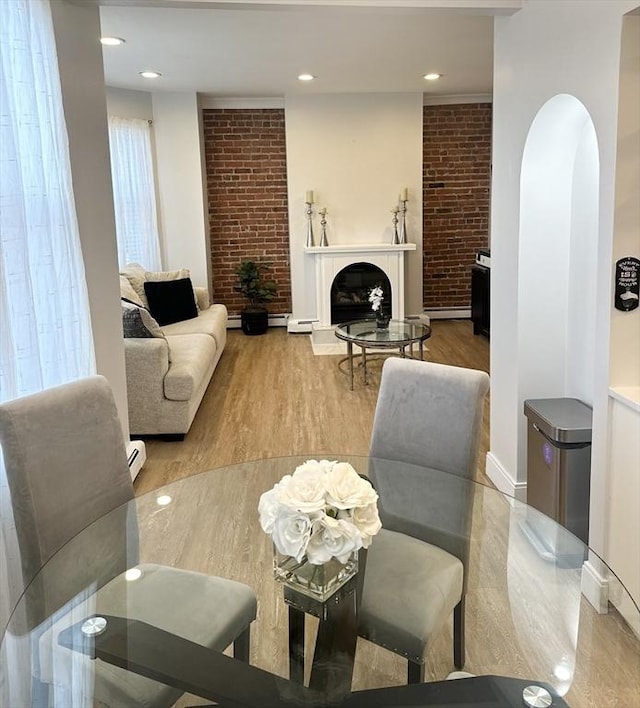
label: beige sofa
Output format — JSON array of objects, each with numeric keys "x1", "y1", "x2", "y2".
[{"x1": 120, "y1": 265, "x2": 227, "y2": 439}]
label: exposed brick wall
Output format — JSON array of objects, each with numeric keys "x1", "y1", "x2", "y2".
[
  {"x1": 423, "y1": 104, "x2": 492, "y2": 310},
  {"x1": 202, "y1": 108, "x2": 291, "y2": 316}
]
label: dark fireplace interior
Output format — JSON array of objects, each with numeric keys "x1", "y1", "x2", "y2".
[{"x1": 330, "y1": 263, "x2": 391, "y2": 324}]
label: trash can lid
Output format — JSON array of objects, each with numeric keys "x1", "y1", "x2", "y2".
[{"x1": 523, "y1": 398, "x2": 593, "y2": 444}]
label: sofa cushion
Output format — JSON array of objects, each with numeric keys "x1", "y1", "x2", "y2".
[
  {"x1": 195, "y1": 286, "x2": 210, "y2": 311},
  {"x1": 120, "y1": 263, "x2": 149, "y2": 307},
  {"x1": 120, "y1": 276, "x2": 143, "y2": 306},
  {"x1": 145, "y1": 268, "x2": 199, "y2": 311},
  {"x1": 163, "y1": 334, "x2": 217, "y2": 401},
  {"x1": 144, "y1": 278, "x2": 198, "y2": 326},
  {"x1": 162, "y1": 304, "x2": 228, "y2": 351},
  {"x1": 121, "y1": 302, "x2": 164, "y2": 339}
]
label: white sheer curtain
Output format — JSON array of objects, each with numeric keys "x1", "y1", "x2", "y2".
[
  {"x1": 1, "y1": 0, "x2": 96, "y2": 704},
  {"x1": 108, "y1": 116, "x2": 162, "y2": 270}
]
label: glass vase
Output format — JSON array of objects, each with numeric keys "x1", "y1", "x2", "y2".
[
  {"x1": 273, "y1": 547, "x2": 358, "y2": 601},
  {"x1": 376, "y1": 310, "x2": 390, "y2": 330}
]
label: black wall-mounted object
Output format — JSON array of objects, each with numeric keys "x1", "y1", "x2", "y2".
[{"x1": 614, "y1": 256, "x2": 639, "y2": 311}]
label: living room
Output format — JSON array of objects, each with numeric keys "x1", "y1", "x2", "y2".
[
  {"x1": 15, "y1": 2, "x2": 640, "y2": 608},
  {"x1": 1, "y1": 0, "x2": 638, "y2": 701},
  {"x1": 91, "y1": 0, "x2": 640, "y2": 616}
]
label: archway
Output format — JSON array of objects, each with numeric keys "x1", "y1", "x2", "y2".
[{"x1": 517, "y1": 94, "x2": 599, "y2": 451}]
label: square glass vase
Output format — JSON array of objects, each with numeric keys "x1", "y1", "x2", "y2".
[{"x1": 273, "y1": 546, "x2": 358, "y2": 602}]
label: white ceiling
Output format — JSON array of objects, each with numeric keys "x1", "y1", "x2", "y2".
[{"x1": 98, "y1": 1, "x2": 517, "y2": 98}]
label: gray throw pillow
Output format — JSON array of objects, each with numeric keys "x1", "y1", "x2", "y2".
[{"x1": 121, "y1": 301, "x2": 164, "y2": 338}]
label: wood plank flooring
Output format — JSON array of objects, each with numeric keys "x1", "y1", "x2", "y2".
[
  {"x1": 134, "y1": 320, "x2": 490, "y2": 495},
  {"x1": 134, "y1": 321, "x2": 639, "y2": 707}
]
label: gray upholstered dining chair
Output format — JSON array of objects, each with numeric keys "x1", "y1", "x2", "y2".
[
  {"x1": 358, "y1": 357, "x2": 490, "y2": 683},
  {"x1": 0, "y1": 375, "x2": 257, "y2": 707}
]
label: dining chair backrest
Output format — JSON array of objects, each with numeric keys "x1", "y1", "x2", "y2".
[
  {"x1": 0, "y1": 376, "x2": 135, "y2": 627},
  {"x1": 370, "y1": 358, "x2": 490, "y2": 477},
  {"x1": 368, "y1": 358, "x2": 490, "y2": 562}
]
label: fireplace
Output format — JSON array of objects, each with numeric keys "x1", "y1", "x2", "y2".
[
  {"x1": 331, "y1": 263, "x2": 391, "y2": 323},
  {"x1": 305, "y1": 243, "x2": 415, "y2": 328}
]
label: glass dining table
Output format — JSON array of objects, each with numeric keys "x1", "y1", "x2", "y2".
[{"x1": 1, "y1": 455, "x2": 638, "y2": 707}]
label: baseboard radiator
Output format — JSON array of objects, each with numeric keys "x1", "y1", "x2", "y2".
[
  {"x1": 127, "y1": 440, "x2": 146, "y2": 481},
  {"x1": 227, "y1": 314, "x2": 291, "y2": 329}
]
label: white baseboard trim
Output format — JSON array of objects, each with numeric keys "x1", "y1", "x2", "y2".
[
  {"x1": 287, "y1": 318, "x2": 318, "y2": 334},
  {"x1": 581, "y1": 559, "x2": 610, "y2": 614},
  {"x1": 485, "y1": 451, "x2": 527, "y2": 502},
  {"x1": 424, "y1": 308, "x2": 470, "y2": 320},
  {"x1": 127, "y1": 440, "x2": 146, "y2": 481},
  {"x1": 227, "y1": 314, "x2": 290, "y2": 329}
]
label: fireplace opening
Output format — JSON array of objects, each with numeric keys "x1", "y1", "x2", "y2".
[{"x1": 330, "y1": 262, "x2": 391, "y2": 324}]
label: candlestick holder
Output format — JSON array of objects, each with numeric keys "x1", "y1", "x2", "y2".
[
  {"x1": 305, "y1": 202, "x2": 315, "y2": 247},
  {"x1": 398, "y1": 199, "x2": 408, "y2": 244},
  {"x1": 391, "y1": 208, "x2": 400, "y2": 245},
  {"x1": 319, "y1": 208, "x2": 329, "y2": 247}
]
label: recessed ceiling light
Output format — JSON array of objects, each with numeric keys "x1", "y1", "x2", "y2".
[
  {"x1": 139, "y1": 71, "x2": 162, "y2": 79},
  {"x1": 100, "y1": 36, "x2": 125, "y2": 46},
  {"x1": 423, "y1": 73, "x2": 442, "y2": 81},
  {"x1": 298, "y1": 73, "x2": 315, "y2": 82}
]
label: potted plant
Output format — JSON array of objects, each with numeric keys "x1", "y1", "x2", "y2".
[{"x1": 234, "y1": 260, "x2": 277, "y2": 335}]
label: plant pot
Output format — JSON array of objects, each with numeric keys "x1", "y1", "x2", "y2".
[{"x1": 241, "y1": 307, "x2": 268, "y2": 335}]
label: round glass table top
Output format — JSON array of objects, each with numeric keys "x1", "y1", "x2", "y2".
[
  {"x1": 1, "y1": 455, "x2": 638, "y2": 707},
  {"x1": 335, "y1": 319, "x2": 431, "y2": 347}
]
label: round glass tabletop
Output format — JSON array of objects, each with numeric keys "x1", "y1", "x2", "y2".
[
  {"x1": 1, "y1": 456, "x2": 638, "y2": 707},
  {"x1": 335, "y1": 319, "x2": 431, "y2": 347}
]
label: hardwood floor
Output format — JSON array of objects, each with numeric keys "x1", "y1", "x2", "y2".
[{"x1": 134, "y1": 319, "x2": 490, "y2": 495}]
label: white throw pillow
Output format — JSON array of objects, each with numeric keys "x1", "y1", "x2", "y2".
[
  {"x1": 120, "y1": 276, "x2": 143, "y2": 306},
  {"x1": 120, "y1": 263, "x2": 149, "y2": 307}
]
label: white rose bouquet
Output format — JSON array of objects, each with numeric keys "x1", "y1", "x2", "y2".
[
  {"x1": 258, "y1": 459, "x2": 381, "y2": 565},
  {"x1": 368, "y1": 284, "x2": 384, "y2": 313}
]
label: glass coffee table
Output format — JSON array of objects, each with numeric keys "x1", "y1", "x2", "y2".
[{"x1": 335, "y1": 318, "x2": 432, "y2": 389}]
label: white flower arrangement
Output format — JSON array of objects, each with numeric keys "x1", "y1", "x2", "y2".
[
  {"x1": 368, "y1": 284, "x2": 384, "y2": 313},
  {"x1": 258, "y1": 459, "x2": 381, "y2": 565}
]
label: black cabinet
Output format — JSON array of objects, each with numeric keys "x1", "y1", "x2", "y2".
[{"x1": 471, "y1": 265, "x2": 490, "y2": 337}]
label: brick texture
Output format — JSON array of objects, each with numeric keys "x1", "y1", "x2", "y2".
[
  {"x1": 423, "y1": 104, "x2": 492, "y2": 309},
  {"x1": 203, "y1": 105, "x2": 491, "y2": 316},
  {"x1": 202, "y1": 108, "x2": 291, "y2": 316}
]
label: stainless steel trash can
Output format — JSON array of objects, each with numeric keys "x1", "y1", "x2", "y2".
[{"x1": 522, "y1": 398, "x2": 592, "y2": 564}]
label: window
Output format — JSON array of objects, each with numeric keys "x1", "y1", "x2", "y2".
[
  {"x1": 0, "y1": 0, "x2": 95, "y2": 403},
  {"x1": 108, "y1": 116, "x2": 162, "y2": 270},
  {"x1": 1, "y1": 2, "x2": 96, "y2": 704}
]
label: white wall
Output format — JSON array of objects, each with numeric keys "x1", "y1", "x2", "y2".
[
  {"x1": 152, "y1": 92, "x2": 210, "y2": 288},
  {"x1": 50, "y1": 1, "x2": 129, "y2": 436},
  {"x1": 610, "y1": 14, "x2": 640, "y2": 389},
  {"x1": 285, "y1": 93, "x2": 424, "y2": 322},
  {"x1": 489, "y1": 0, "x2": 637, "y2": 574},
  {"x1": 106, "y1": 86, "x2": 153, "y2": 120},
  {"x1": 517, "y1": 95, "x2": 598, "y2": 426}
]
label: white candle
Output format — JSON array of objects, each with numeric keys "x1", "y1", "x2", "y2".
[
  {"x1": 400, "y1": 187, "x2": 408, "y2": 201},
  {"x1": 306, "y1": 190, "x2": 314, "y2": 203}
]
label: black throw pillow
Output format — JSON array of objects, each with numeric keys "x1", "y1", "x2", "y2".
[{"x1": 144, "y1": 277, "x2": 198, "y2": 326}]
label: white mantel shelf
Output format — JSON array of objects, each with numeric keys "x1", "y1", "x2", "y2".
[{"x1": 304, "y1": 243, "x2": 416, "y2": 254}]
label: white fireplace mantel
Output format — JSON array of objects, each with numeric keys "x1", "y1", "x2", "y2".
[
  {"x1": 306, "y1": 242, "x2": 416, "y2": 328},
  {"x1": 304, "y1": 244, "x2": 416, "y2": 255}
]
